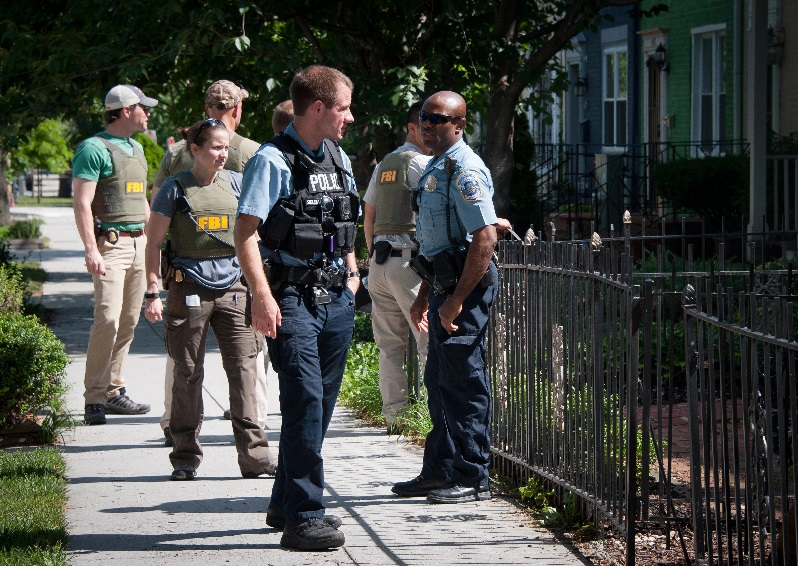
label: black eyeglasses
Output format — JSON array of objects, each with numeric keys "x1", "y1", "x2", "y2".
[
  {"x1": 419, "y1": 110, "x2": 464, "y2": 125},
  {"x1": 198, "y1": 118, "x2": 224, "y2": 133}
]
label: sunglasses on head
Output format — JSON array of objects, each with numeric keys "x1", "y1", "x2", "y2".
[
  {"x1": 198, "y1": 118, "x2": 224, "y2": 133},
  {"x1": 419, "y1": 110, "x2": 464, "y2": 125}
]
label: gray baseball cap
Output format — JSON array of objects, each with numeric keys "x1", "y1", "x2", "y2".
[{"x1": 105, "y1": 85, "x2": 158, "y2": 110}]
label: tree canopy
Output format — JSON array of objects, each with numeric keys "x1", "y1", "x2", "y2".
[{"x1": 1, "y1": 0, "x2": 660, "y2": 220}]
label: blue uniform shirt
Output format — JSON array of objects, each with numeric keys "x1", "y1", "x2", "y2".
[
  {"x1": 416, "y1": 139, "x2": 498, "y2": 257},
  {"x1": 237, "y1": 123, "x2": 357, "y2": 268}
]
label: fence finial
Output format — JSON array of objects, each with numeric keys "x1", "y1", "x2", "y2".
[
  {"x1": 545, "y1": 221, "x2": 556, "y2": 240},
  {"x1": 523, "y1": 224, "x2": 537, "y2": 245},
  {"x1": 681, "y1": 284, "x2": 696, "y2": 309},
  {"x1": 591, "y1": 232, "x2": 602, "y2": 250},
  {"x1": 623, "y1": 210, "x2": 632, "y2": 225}
]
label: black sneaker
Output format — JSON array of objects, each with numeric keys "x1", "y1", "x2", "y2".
[
  {"x1": 280, "y1": 517, "x2": 345, "y2": 550},
  {"x1": 105, "y1": 393, "x2": 150, "y2": 415},
  {"x1": 266, "y1": 507, "x2": 342, "y2": 530},
  {"x1": 170, "y1": 465, "x2": 196, "y2": 481},
  {"x1": 163, "y1": 427, "x2": 173, "y2": 447},
  {"x1": 84, "y1": 404, "x2": 106, "y2": 425}
]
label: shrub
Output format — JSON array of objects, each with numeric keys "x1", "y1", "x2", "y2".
[
  {"x1": 353, "y1": 311, "x2": 374, "y2": 343},
  {"x1": 132, "y1": 132, "x2": 165, "y2": 188},
  {"x1": 0, "y1": 262, "x2": 26, "y2": 313},
  {"x1": 3, "y1": 219, "x2": 43, "y2": 240},
  {"x1": 340, "y1": 341, "x2": 384, "y2": 425},
  {"x1": 0, "y1": 311, "x2": 70, "y2": 428},
  {"x1": 652, "y1": 154, "x2": 749, "y2": 231}
]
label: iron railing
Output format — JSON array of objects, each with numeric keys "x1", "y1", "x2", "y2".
[
  {"x1": 488, "y1": 225, "x2": 798, "y2": 565},
  {"x1": 683, "y1": 283, "x2": 798, "y2": 566},
  {"x1": 530, "y1": 141, "x2": 760, "y2": 234}
]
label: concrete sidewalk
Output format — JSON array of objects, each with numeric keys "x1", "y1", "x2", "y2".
[{"x1": 13, "y1": 205, "x2": 589, "y2": 565}]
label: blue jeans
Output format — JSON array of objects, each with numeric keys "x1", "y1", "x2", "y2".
[
  {"x1": 267, "y1": 283, "x2": 355, "y2": 522},
  {"x1": 420, "y1": 262, "x2": 498, "y2": 487}
]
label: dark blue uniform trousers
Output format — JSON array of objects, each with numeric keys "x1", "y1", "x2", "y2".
[
  {"x1": 420, "y1": 262, "x2": 498, "y2": 487},
  {"x1": 266, "y1": 283, "x2": 355, "y2": 522}
]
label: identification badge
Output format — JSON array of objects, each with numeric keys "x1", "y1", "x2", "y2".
[
  {"x1": 424, "y1": 175, "x2": 437, "y2": 192},
  {"x1": 185, "y1": 295, "x2": 201, "y2": 307}
]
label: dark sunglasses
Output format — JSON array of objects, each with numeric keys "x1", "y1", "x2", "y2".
[
  {"x1": 419, "y1": 110, "x2": 464, "y2": 125},
  {"x1": 198, "y1": 118, "x2": 224, "y2": 133},
  {"x1": 129, "y1": 104, "x2": 151, "y2": 114}
]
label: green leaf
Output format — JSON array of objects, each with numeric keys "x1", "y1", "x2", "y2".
[{"x1": 234, "y1": 35, "x2": 251, "y2": 53}]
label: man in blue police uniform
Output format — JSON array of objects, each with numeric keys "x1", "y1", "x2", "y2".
[
  {"x1": 391, "y1": 90, "x2": 500, "y2": 504},
  {"x1": 234, "y1": 65, "x2": 359, "y2": 551}
]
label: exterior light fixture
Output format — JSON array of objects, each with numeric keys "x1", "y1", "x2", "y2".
[
  {"x1": 574, "y1": 76, "x2": 588, "y2": 97},
  {"x1": 654, "y1": 43, "x2": 668, "y2": 72}
]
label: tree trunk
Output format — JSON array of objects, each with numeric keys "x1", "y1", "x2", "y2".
[
  {"x1": 484, "y1": 87, "x2": 518, "y2": 219},
  {"x1": 0, "y1": 155, "x2": 12, "y2": 226}
]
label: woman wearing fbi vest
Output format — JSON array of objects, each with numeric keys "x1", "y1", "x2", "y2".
[{"x1": 144, "y1": 118, "x2": 276, "y2": 480}]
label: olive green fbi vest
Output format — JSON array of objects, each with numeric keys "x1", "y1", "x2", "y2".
[
  {"x1": 91, "y1": 137, "x2": 148, "y2": 223},
  {"x1": 169, "y1": 170, "x2": 238, "y2": 259},
  {"x1": 373, "y1": 150, "x2": 418, "y2": 235}
]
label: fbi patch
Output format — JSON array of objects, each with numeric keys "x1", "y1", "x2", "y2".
[
  {"x1": 456, "y1": 171, "x2": 482, "y2": 201},
  {"x1": 196, "y1": 215, "x2": 229, "y2": 231}
]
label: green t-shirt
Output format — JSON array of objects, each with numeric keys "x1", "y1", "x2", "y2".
[{"x1": 72, "y1": 132, "x2": 146, "y2": 230}]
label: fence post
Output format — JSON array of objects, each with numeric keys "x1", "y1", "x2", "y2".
[{"x1": 683, "y1": 283, "x2": 705, "y2": 559}]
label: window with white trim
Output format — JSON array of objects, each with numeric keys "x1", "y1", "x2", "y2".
[
  {"x1": 692, "y1": 28, "x2": 726, "y2": 155},
  {"x1": 603, "y1": 46, "x2": 628, "y2": 148}
]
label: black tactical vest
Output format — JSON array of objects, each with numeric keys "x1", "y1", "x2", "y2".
[{"x1": 258, "y1": 134, "x2": 360, "y2": 259}]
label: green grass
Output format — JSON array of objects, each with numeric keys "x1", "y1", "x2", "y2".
[
  {"x1": 340, "y1": 338, "x2": 431, "y2": 443},
  {"x1": 14, "y1": 196, "x2": 73, "y2": 208},
  {"x1": 17, "y1": 261, "x2": 46, "y2": 297},
  {"x1": 0, "y1": 447, "x2": 69, "y2": 565}
]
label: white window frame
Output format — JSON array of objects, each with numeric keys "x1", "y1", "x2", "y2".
[
  {"x1": 691, "y1": 24, "x2": 727, "y2": 156},
  {"x1": 602, "y1": 44, "x2": 628, "y2": 151}
]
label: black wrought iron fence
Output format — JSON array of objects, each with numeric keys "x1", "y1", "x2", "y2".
[
  {"x1": 488, "y1": 226, "x2": 798, "y2": 565},
  {"x1": 682, "y1": 283, "x2": 797, "y2": 566},
  {"x1": 531, "y1": 141, "x2": 753, "y2": 232}
]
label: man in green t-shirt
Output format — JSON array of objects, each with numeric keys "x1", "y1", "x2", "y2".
[{"x1": 72, "y1": 84, "x2": 158, "y2": 425}]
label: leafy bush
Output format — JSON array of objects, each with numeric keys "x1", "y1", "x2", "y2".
[
  {"x1": 353, "y1": 311, "x2": 374, "y2": 343},
  {"x1": 0, "y1": 312, "x2": 70, "y2": 428},
  {"x1": 340, "y1": 341, "x2": 384, "y2": 425},
  {"x1": 0, "y1": 262, "x2": 26, "y2": 313},
  {"x1": 132, "y1": 132, "x2": 165, "y2": 188},
  {"x1": 1, "y1": 219, "x2": 43, "y2": 240},
  {"x1": 652, "y1": 154, "x2": 749, "y2": 231}
]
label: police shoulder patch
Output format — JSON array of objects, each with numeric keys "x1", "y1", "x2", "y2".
[{"x1": 455, "y1": 170, "x2": 482, "y2": 202}]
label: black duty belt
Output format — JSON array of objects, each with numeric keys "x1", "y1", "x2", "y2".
[
  {"x1": 270, "y1": 263, "x2": 349, "y2": 290},
  {"x1": 390, "y1": 249, "x2": 417, "y2": 258}
]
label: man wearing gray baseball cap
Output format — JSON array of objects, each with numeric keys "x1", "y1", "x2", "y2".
[{"x1": 72, "y1": 84, "x2": 158, "y2": 425}]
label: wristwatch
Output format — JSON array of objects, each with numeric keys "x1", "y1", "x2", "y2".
[
  {"x1": 144, "y1": 292, "x2": 159, "y2": 299},
  {"x1": 349, "y1": 272, "x2": 360, "y2": 278}
]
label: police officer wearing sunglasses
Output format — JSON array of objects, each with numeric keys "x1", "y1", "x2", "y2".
[{"x1": 392, "y1": 90, "x2": 500, "y2": 504}]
